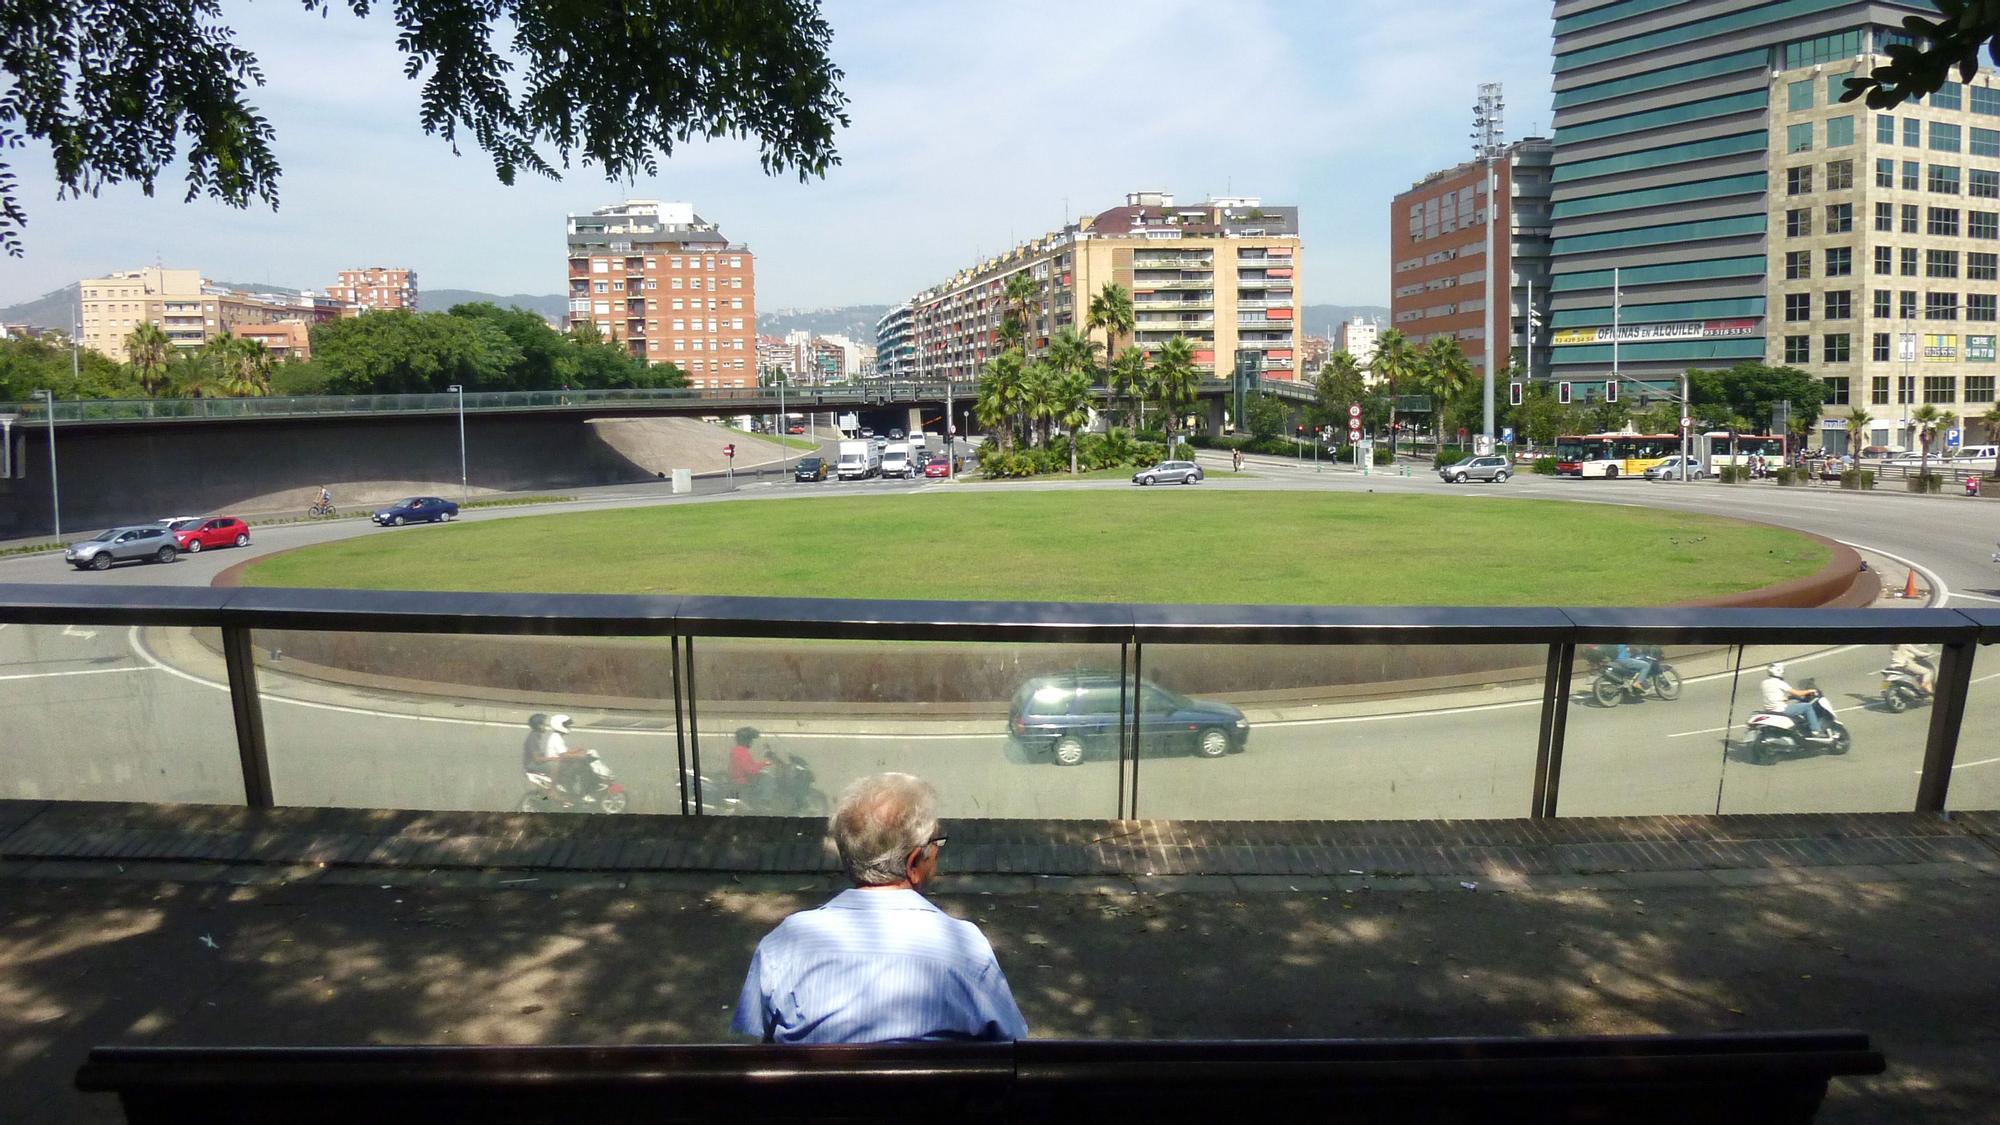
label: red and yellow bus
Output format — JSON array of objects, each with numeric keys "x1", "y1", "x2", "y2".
[{"x1": 1553, "y1": 433, "x2": 1681, "y2": 478}]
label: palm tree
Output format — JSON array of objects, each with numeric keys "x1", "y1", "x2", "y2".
[
  {"x1": 1419, "y1": 336, "x2": 1474, "y2": 444},
  {"x1": 1085, "y1": 282, "x2": 1134, "y2": 372},
  {"x1": 1002, "y1": 273, "x2": 1038, "y2": 358},
  {"x1": 124, "y1": 323, "x2": 174, "y2": 397},
  {"x1": 1109, "y1": 348, "x2": 1152, "y2": 431},
  {"x1": 1151, "y1": 335, "x2": 1200, "y2": 447},
  {"x1": 1371, "y1": 328, "x2": 1416, "y2": 453},
  {"x1": 204, "y1": 336, "x2": 273, "y2": 397},
  {"x1": 1842, "y1": 406, "x2": 1872, "y2": 463},
  {"x1": 1022, "y1": 359, "x2": 1061, "y2": 449},
  {"x1": 1911, "y1": 402, "x2": 1944, "y2": 489},
  {"x1": 1055, "y1": 367, "x2": 1094, "y2": 474},
  {"x1": 975, "y1": 349, "x2": 1026, "y2": 452}
]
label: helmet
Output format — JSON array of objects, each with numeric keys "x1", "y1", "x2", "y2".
[
  {"x1": 548, "y1": 714, "x2": 573, "y2": 734},
  {"x1": 735, "y1": 726, "x2": 761, "y2": 746},
  {"x1": 527, "y1": 712, "x2": 549, "y2": 730},
  {"x1": 1767, "y1": 663, "x2": 1785, "y2": 679}
]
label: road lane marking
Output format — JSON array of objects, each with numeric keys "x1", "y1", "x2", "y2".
[
  {"x1": 62, "y1": 624, "x2": 99, "y2": 640},
  {"x1": 1951, "y1": 591, "x2": 2000, "y2": 605},
  {"x1": 0, "y1": 665, "x2": 149, "y2": 683}
]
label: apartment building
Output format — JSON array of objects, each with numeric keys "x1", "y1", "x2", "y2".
[
  {"x1": 79, "y1": 268, "x2": 324, "y2": 364},
  {"x1": 905, "y1": 191, "x2": 1303, "y2": 382},
  {"x1": 565, "y1": 200, "x2": 757, "y2": 388},
  {"x1": 329, "y1": 267, "x2": 418, "y2": 310},
  {"x1": 1335, "y1": 317, "x2": 1381, "y2": 365},
  {"x1": 875, "y1": 302, "x2": 916, "y2": 378},
  {"x1": 1547, "y1": 1, "x2": 1934, "y2": 406},
  {"x1": 230, "y1": 321, "x2": 313, "y2": 360},
  {"x1": 1390, "y1": 139, "x2": 1553, "y2": 384}
]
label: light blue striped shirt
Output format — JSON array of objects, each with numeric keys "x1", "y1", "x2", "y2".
[{"x1": 731, "y1": 887, "x2": 1028, "y2": 1044}]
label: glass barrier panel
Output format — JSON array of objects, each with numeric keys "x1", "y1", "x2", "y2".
[
  {"x1": 251, "y1": 630, "x2": 682, "y2": 814},
  {"x1": 0, "y1": 622, "x2": 246, "y2": 804},
  {"x1": 1713, "y1": 642, "x2": 1926, "y2": 813},
  {"x1": 1131, "y1": 642, "x2": 1547, "y2": 820},
  {"x1": 1558, "y1": 642, "x2": 1748, "y2": 816},
  {"x1": 1946, "y1": 645, "x2": 2000, "y2": 811},
  {"x1": 689, "y1": 637, "x2": 1125, "y2": 820}
]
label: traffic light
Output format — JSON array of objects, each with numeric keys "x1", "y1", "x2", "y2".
[
  {"x1": 1604, "y1": 380, "x2": 1618, "y2": 403},
  {"x1": 1508, "y1": 381, "x2": 1523, "y2": 406},
  {"x1": 1558, "y1": 381, "x2": 1572, "y2": 405},
  {"x1": 1296, "y1": 424, "x2": 1305, "y2": 437}
]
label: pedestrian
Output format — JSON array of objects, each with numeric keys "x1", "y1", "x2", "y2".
[
  {"x1": 1232, "y1": 448, "x2": 1243, "y2": 472},
  {"x1": 732, "y1": 772, "x2": 1027, "y2": 1044}
]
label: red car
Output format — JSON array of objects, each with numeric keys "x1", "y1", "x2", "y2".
[
  {"x1": 169, "y1": 516, "x2": 250, "y2": 553},
  {"x1": 924, "y1": 459, "x2": 951, "y2": 478}
]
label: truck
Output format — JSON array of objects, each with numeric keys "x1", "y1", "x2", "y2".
[
  {"x1": 881, "y1": 441, "x2": 912, "y2": 479},
  {"x1": 836, "y1": 439, "x2": 879, "y2": 480}
]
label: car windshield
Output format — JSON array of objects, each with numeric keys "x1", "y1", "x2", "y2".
[
  {"x1": 165, "y1": 518, "x2": 202, "y2": 530},
  {"x1": 88, "y1": 530, "x2": 117, "y2": 542}
]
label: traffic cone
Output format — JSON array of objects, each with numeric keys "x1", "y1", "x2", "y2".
[{"x1": 1902, "y1": 569, "x2": 1923, "y2": 599}]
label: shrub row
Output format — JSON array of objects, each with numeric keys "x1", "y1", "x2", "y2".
[{"x1": 977, "y1": 432, "x2": 1191, "y2": 479}]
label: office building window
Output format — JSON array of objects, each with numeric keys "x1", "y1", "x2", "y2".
[
  {"x1": 1785, "y1": 250, "x2": 1811, "y2": 279},
  {"x1": 1902, "y1": 203, "x2": 1919, "y2": 232},
  {"x1": 1977, "y1": 85, "x2": 2000, "y2": 115},
  {"x1": 1823, "y1": 333, "x2": 1851, "y2": 362},
  {"x1": 1872, "y1": 333, "x2": 1892, "y2": 361},
  {"x1": 1827, "y1": 158, "x2": 1854, "y2": 189},
  {"x1": 1784, "y1": 335, "x2": 1811, "y2": 363},
  {"x1": 1788, "y1": 78, "x2": 1814, "y2": 111},
  {"x1": 1825, "y1": 376, "x2": 1851, "y2": 404},
  {"x1": 1787, "y1": 207, "x2": 1812, "y2": 236},
  {"x1": 1825, "y1": 290, "x2": 1852, "y2": 319},
  {"x1": 1924, "y1": 375, "x2": 1956, "y2": 403},
  {"x1": 1929, "y1": 206, "x2": 1961, "y2": 235},
  {"x1": 1971, "y1": 294, "x2": 1998, "y2": 321},
  {"x1": 1872, "y1": 375, "x2": 1891, "y2": 404},
  {"x1": 1902, "y1": 290, "x2": 1919, "y2": 319},
  {"x1": 1903, "y1": 160, "x2": 1920, "y2": 189},
  {"x1": 1896, "y1": 374, "x2": 1916, "y2": 403},
  {"x1": 1905, "y1": 118, "x2": 1922, "y2": 146},
  {"x1": 1974, "y1": 169, "x2": 2000, "y2": 198},
  {"x1": 1785, "y1": 292, "x2": 1811, "y2": 321},
  {"x1": 1827, "y1": 247, "x2": 1853, "y2": 276},
  {"x1": 1876, "y1": 158, "x2": 1896, "y2": 188},
  {"x1": 1786, "y1": 122, "x2": 1814, "y2": 153},
  {"x1": 1873, "y1": 289, "x2": 1893, "y2": 318},
  {"x1": 1971, "y1": 252, "x2": 1999, "y2": 280},
  {"x1": 1826, "y1": 202, "x2": 1852, "y2": 232},
  {"x1": 1929, "y1": 164, "x2": 1962, "y2": 193},
  {"x1": 1875, "y1": 201, "x2": 1895, "y2": 230},
  {"x1": 1973, "y1": 210, "x2": 2000, "y2": 239},
  {"x1": 1902, "y1": 247, "x2": 1920, "y2": 276},
  {"x1": 1927, "y1": 291, "x2": 1960, "y2": 320},
  {"x1": 1975, "y1": 127, "x2": 2000, "y2": 157},
  {"x1": 1828, "y1": 117, "x2": 1855, "y2": 148},
  {"x1": 1931, "y1": 122, "x2": 1963, "y2": 152},
  {"x1": 1878, "y1": 113, "x2": 1897, "y2": 143},
  {"x1": 1874, "y1": 246, "x2": 1894, "y2": 275},
  {"x1": 1787, "y1": 165, "x2": 1813, "y2": 194},
  {"x1": 1927, "y1": 249, "x2": 1960, "y2": 278},
  {"x1": 1968, "y1": 375, "x2": 1997, "y2": 403},
  {"x1": 1935, "y1": 81, "x2": 1963, "y2": 110}
]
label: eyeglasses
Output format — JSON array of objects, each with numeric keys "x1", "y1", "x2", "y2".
[{"x1": 927, "y1": 835, "x2": 948, "y2": 849}]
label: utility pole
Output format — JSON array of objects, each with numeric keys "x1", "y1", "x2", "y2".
[
  {"x1": 1612, "y1": 265, "x2": 1621, "y2": 413},
  {"x1": 447, "y1": 384, "x2": 468, "y2": 506},
  {"x1": 33, "y1": 390, "x2": 58, "y2": 538},
  {"x1": 1474, "y1": 82, "x2": 1504, "y2": 454}
]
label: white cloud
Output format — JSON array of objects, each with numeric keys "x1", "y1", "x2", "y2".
[{"x1": 0, "y1": 0, "x2": 1555, "y2": 313}]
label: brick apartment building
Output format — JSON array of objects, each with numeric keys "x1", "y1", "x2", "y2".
[
  {"x1": 328, "y1": 267, "x2": 418, "y2": 310},
  {"x1": 565, "y1": 200, "x2": 757, "y2": 388}
]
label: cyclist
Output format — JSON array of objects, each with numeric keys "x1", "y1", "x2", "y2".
[{"x1": 311, "y1": 485, "x2": 334, "y2": 516}]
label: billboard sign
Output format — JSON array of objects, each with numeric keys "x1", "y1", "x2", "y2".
[{"x1": 1548, "y1": 319, "x2": 1757, "y2": 346}]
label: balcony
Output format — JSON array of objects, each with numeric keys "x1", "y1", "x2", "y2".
[
  {"x1": 1131, "y1": 255, "x2": 1214, "y2": 269},
  {"x1": 1236, "y1": 298, "x2": 1295, "y2": 312},
  {"x1": 1133, "y1": 277, "x2": 1215, "y2": 290}
]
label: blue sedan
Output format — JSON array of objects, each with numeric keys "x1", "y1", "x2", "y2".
[{"x1": 371, "y1": 496, "x2": 460, "y2": 526}]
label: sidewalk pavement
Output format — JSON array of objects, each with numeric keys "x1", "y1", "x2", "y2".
[{"x1": 3, "y1": 800, "x2": 1998, "y2": 1124}]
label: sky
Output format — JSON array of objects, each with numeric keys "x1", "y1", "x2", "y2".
[{"x1": 0, "y1": 0, "x2": 1556, "y2": 312}]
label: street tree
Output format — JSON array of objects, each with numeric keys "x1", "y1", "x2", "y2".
[
  {"x1": 1844, "y1": 405, "x2": 1874, "y2": 464},
  {"x1": 1054, "y1": 367, "x2": 1094, "y2": 474},
  {"x1": 1000, "y1": 274, "x2": 1038, "y2": 357},
  {"x1": 1841, "y1": 2, "x2": 2000, "y2": 108},
  {"x1": 1242, "y1": 391, "x2": 1286, "y2": 441},
  {"x1": 974, "y1": 349, "x2": 1026, "y2": 452},
  {"x1": 124, "y1": 323, "x2": 174, "y2": 397},
  {"x1": 1418, "y1": 336, "x2": 1475, "y2": 443},
  {"x1": 1085, "y1": 283, "x2": 1134, "y2": 372},
  {"x1": 1371, "y1": 329, "x2": 1417, "y2": 452},
  {"x1": 1022, "y1": 359, "x2": 1060, "y2": 449},
  {"x1": 1150, "y1": 336, "x2": 1200, "y2": 447},
  {"x1": 0, "y1": 0, "x2": 848, "y2": 255},
  {"x1": 1108, "y1": 348, "x2": 1152, "y2": 431},
  {"x1": 1911, "y1": 402, "x2": 1945, "y2": 486}
]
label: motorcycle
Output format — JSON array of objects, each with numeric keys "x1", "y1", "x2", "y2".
[
  {"x1": 695, "y1": 751, "x2": 830, "y2": 817},
  {"x1": 1744, "y1": 686, "x2": 1851, "y2": 763},
  {"x1": 1879, "y1": 666, "x2": 1933, "y2": 713},
  {"x1": 518, "y1": 749, "x2": 628, "y2": 814},
  {"x1": 1591, "y1": 658, "x2": 1682, "y2": 706}
]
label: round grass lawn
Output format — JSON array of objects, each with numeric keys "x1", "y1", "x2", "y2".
[{"x1": 240, "y1": 492, "x2": 1832, "y2": 606}]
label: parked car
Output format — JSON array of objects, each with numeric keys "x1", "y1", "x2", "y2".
[
  {"x1": 794, "y1": 456, "x2": 828, "y2": 482},
  {"x1": 170, "y1": 516, "x2": 251, "y2": 553},
  {"x1": 1438, "y1": 455, "x2": 1512, "y2": 484},
  {"x1": 1133, "y1": 460, "x2": 1203, "y2": 485},
  {"x1": 1642, "y1": 455, "x2": 1705, "y2": 481},
  {"x1": 371, "y1": 496, "x2": 459, "y2": 526},
  {"x1": 1008, "y1": 672, "x2": 1249, "y2": 766},
  {"x1": 924, "y1": 458, "x2": 951, "y2": 478},
  {"x1": 157, "y1": 516, "x2": 204, "y2": 532},
  {"x1": 65, "y1": 525, "x2": 179, "y2": 571}
]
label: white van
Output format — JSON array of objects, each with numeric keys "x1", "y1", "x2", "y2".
[
  {"x1": 881, "y1": 442, "x2": 913, "y2": 478},
  {"x1": 1948, "y1": 445, "x2": 1997, "y2": 466},
  {"x1": 836, "y1": 440, "x2": 880, "y2": 480}
]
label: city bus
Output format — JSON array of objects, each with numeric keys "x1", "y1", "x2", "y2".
[
  {"x1": 1553, "y1": 433, "x2": 1681, "y2": 478},
  {"x1": 1697, "y1": 432, "x2": 1786, "y2": 474}
]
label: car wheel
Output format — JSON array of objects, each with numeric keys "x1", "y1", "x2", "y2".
[
  {"x1": 1494, "y1": 471, "x2": 1510, "y2": 483},
  {"x1": 1140, "y1": 476, "x2": 1153, "y2": 486},
  {"x1": 234, "y1": 533, "x2": 249, "y2": 547},
  {"x1": 1053, "y1": 736, "x2": 1086, "y2": 767},
  {"x1": 1196, "y1": 728, "x2": 1230, "y2": 759},
  {"x1": 90, "y1": 553, "x2": 113, "y2": 571},
  {"x1": 185, "y1": 539, "x2": 203, "y2": 553},
  {"x1": 154, "y1": 546, "x2": 177, "y2": 564},
  {"x1": 444, "y1": 511, "x2": 456, "y2": 521},
  {"x1": 390, "y1": 515, "x2": 404, "y2": 527},
  {"x1": 1184, "y1": 473, "x2": 1198, "y2": 485},
  {"x1": 1453, "y1": 471, "x2": 1468, "y2": 483},
  {"x1": 1694, "y1": 470, "x2": 1707, "y2": 480}
]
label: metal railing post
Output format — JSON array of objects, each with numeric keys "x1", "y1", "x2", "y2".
[
  {"x1": 221, "y1": 625, "x2": 274, "y2": 809},
  {"x1": 671, "y1": 635, "x2": 690, "y2": 816},
  {"x1": 1128, "y1": 641, "x2": 1144, "y2": 819},
  {"x1": 1536, "y1": 642, "x2": 1576, "y2": 818},
  {"x1": 1116, "y1": 641, "x2": 1130, "y2": 820},
  {"x1": 684, "y1": 637, "x2": 704, "y2": 815},
  {"x1": 1916, "y1": 641, "x2": 1977, "y2": 812}
]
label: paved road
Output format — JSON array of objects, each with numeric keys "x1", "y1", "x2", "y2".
[{"x1": 2, "y1": 460, "x2": 1996, "y2": 820}]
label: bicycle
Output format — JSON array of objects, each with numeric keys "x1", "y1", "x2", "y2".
[{"x1": 306, "y1": 500, "x2": 338, "y2": 520}]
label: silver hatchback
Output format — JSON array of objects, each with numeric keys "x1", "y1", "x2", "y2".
[
  {"x1": 1134, "y1": 460, "x2": 1203, "y2": 485},
  {"x1": 65, "y1": 525, "x2": 179, "y2": 571},
  {"x1": 1438, "y1": 455, "x2": 1512, "y2": 483}
]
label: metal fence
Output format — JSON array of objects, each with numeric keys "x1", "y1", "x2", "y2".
[{"x1": 1, "y1": 585, "x2": 1993, "y2": 820}]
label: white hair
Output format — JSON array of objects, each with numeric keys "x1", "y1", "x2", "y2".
[{"x1": 829, "y1": 773, "x2": 940, "y2": 886}]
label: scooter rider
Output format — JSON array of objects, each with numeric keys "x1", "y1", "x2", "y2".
[
  {"x1": 730, "y1": 726, "x2": 773, "y2": 801},
  {"x1": 523, "y1": 713, "x2": 592, "y2": 803},
  {"x1": 1889, "y1": 643, "x2": 1937, "y2": 695},
  {"x1": 1759, "y1": 663, "x2": 1829, "y2": 740}
]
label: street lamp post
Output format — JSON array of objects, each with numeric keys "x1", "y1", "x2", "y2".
[
  {"x1": 32, "y1": 389, "x2": 59, "y2": 538},
  {"x1": 447, "y1": 384, "x2": 467, "y2": 507},
  {"x1": 1473, "y1": 81, "x2": 1505, "y2": 453}
]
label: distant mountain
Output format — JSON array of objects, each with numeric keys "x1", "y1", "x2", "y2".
[
  {"x1": 0, "y1": 284, "x2": 79, "y2": 331},
  {"x1": 1300, "y1": 304, "x2": 1390, "y2": 339},
  {"x1": 426, "y1": 289, "x2": 569, "y2": 322},
  {"x1": 760, "y1": 305, "x2": 893, "y2": 344}
]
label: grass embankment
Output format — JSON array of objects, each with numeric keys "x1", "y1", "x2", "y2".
[
  {"x1": 242, "y1": 493, "x2": 1829, "y2": 606},
  {"x1": 725, "y1": 426, "x2": 821, "y2": 453}
]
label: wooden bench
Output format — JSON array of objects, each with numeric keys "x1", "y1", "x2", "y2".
[{"x1": 77, "y1": 1031, "x2": 1884, "y2": 1123}]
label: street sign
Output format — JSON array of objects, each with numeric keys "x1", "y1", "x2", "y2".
[
  {"x1": 723, "y1": 443, "x2": 735, "y2": 458},
  {"x1": 1501, "y1": 426, "x2": 1514, "y2": 443},
  {"x1": 1947, "y1": 428, "x2": 1961, "y2": 447},
  {"x1": 1681, "y1": 416, "x2": 1692, "y2": 429},
  {"x1": 1347, "y1": 404, "x2": 1362, "y2": 419}
]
